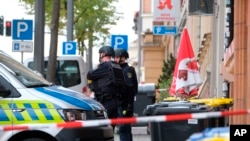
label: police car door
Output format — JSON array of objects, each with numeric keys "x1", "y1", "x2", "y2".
[{"x1": 0, "y1": 72, "x2": 14, "y2": 138}]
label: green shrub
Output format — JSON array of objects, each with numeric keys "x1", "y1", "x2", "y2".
[{"x1": 156, "y1": 53, "x2": 176, "y2": 102}]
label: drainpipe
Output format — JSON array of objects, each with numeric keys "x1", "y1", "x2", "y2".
[{"x1": 137, "y1": 0, "x2": 142, "y2": 82}]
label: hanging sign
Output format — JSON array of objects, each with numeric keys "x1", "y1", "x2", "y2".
[{"x1": 153, "y1": 0, "x2": 180, "y2": 22}]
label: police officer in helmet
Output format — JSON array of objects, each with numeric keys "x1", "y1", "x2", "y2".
[
  {"x1": 114, "y1": 48, "x2": 138, "y2": 141},
  {"x1": 87, "y1": 46, "x2": 124, "y2": 131}
]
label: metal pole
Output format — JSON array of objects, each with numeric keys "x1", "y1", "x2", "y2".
[
  {"x1": 137, "y1": 0, "x2": 142, "y2": 82},
  {"x1": 21, "y1": 51, "x2": 23, "y2": 64},
  {"x1": 34, "y1": 0, "x2": 45, "y2": 74},
  {"x1": 67, "y1": 0, "x2": 74, "y2": 41},
  {"x1": 198, "y1": 15, "x2": 201, "y2": 49}
]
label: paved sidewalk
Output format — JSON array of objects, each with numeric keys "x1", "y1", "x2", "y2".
[{"x1": 114, "y1": 126, "x2": 151, "y2": 141}]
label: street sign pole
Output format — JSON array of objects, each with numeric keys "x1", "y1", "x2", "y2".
[
  {"x1": 21, "y1": 39, "x2": 23, "y2": 64},
  {"x1": 21, "y1": 51, "x2": 23, "y2": 64}
]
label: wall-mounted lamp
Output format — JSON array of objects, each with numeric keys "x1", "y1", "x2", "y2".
[
  {"x1": 222, "y1": 80, "x2": 229, "y2": 97},
  {"x1": 222, "y1": 81, "x2": 228, "y2": 92}
]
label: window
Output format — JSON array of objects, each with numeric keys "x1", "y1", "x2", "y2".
[
  {"x1": 0, "y1": 74, "x2": 20, "y2": 97},
  {"x1": 58, "y1": 60, "x2": 81, "y2": 87},
  {"x1": 0, "y1": 55, "x2": 51, "y2": 88},
  {"x1": 28, "y1": 60, "x2": 81, "y2": 88}
]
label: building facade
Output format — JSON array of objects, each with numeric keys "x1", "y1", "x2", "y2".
[
  {"x1": 220, "y1": 0, "x2": 250, "y2": 124},
  {"x1": 133, "y1": 0, "x2": 250, "y2": 124},
  {"x1": 132, "y1": 0, "x2": 165, "y2": 84}
]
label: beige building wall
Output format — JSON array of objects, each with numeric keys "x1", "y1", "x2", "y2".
[
  {"x1": 187, "y1": 16, "x2": 213, "y2": 57},
  {"x1": 133, "y1": 0, "x2": 166, "y2": 84},
  {"x1": 197, "y1": 33, "x2": 212, "y2": 98},
  {"x1": 143, "y1": 47, "x2": 165, "y2": 83}
]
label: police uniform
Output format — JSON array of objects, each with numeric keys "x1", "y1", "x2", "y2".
[
  {"x1": 87, "y1": 60, "x2": 125, "y2": 127},
  {"x1": 118, "y1": 63, "x2": 138, "y2": 141}
]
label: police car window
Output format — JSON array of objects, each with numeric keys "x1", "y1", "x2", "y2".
[
  {"x1": 0, "y1": 55, "x2": 51, "y2": 87},
  {"x1": 57, "y1": 60, "x2": 81, "y2": 87},
  {"x1": 0, "y1": 75, "x2": 10, "y2": 89},
  {"x1": 0, "y1": 74, "x2": 20, "y2": 97}
]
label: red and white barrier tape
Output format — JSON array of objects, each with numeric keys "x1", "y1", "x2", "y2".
[{"x1": 1, "y1": 109, "x2": 249, "y2": 131}]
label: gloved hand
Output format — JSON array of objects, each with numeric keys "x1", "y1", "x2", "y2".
[{"x1": 122, "y1": 105, "x2": 133, "y2": 117}]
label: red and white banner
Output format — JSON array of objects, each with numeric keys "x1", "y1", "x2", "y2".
[
  {"x1": 0, "y1": 109, "x2": 249, "y2": 131},
  {"x1": 169, "y1": 28, "x2": 203, "y2": 98},
  {"x1": 153, "y1": 0, "x2": 180, "y2": 21}
]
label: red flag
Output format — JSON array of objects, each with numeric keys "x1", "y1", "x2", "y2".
[{"x1": 169, "y1": 28, "x2": 202, "y2": 98}]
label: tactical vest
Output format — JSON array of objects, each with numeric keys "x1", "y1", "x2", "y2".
[
  {"x1": 109, "y1": 62, "x2": 125, "y2": 86},
  {"x1": 95, "y1": 61, "x2": 125, "y2": 89}
]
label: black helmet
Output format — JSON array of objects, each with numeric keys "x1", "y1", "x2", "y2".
[
  {"x1": 99, "y1": 46, "x2": 115, "y2": 57},
  {"x1": 114, "y1": 48, "x2": 129, "y2": 59}
]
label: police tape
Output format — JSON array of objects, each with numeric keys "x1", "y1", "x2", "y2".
[{"x1": 0, "y1": 109, "x2": 249, "y2": 131}]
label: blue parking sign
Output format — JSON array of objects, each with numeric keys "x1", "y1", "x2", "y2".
[
  {"x1": 62, "y1": 41, "x2": 77, "y2": 55},
  {"x1": 12, "y1": 19, "x2": 33, "y2": 40},
  {"x1": 111, "y1": 35, "x2": 128, "y2": 51}
]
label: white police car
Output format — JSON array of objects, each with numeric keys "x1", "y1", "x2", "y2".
[{"x1": 0, "y1": 50, "x2": 113, "y2": 141}]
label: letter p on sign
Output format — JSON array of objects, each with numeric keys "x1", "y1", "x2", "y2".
[
  {"x1": 111, "y1": 35, "x2": 128, "y2": 51},
  {"x1": 62, "y1": 41, "x2": 77, "y2": 55}
]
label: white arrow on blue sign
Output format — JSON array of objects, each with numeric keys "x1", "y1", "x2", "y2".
[
  {"x1": 153, "y1": 26, "x2": 178, "y2": 35},
  {"x1": 12, "y1": 19, "x2": 33, "y2": 40},
  {"x1": 62, "y1": 41, "x2": 77, "y2": 55},
  {"x1": 111, "y1": 35, "x2": 128, "y2": 51}
]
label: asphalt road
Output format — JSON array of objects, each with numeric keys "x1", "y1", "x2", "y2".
[{"x1": 114, "y1": 126, "x2": 151, "y2": 141}]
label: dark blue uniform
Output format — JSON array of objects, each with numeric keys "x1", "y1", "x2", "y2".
[
  {"x1": 118, "y1": 63, "x2": 138, "y2": 141},
  {"x1": 87, "y1": 60, "x2": 125, "y2": 130}
]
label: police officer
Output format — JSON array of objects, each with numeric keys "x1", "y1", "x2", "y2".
[
  {"x1": 87, "y1": 46, "x2": 124, "y2": 131},
  {"x1": 114, "y1": 48, "x2": 138, "y2": 141}
]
